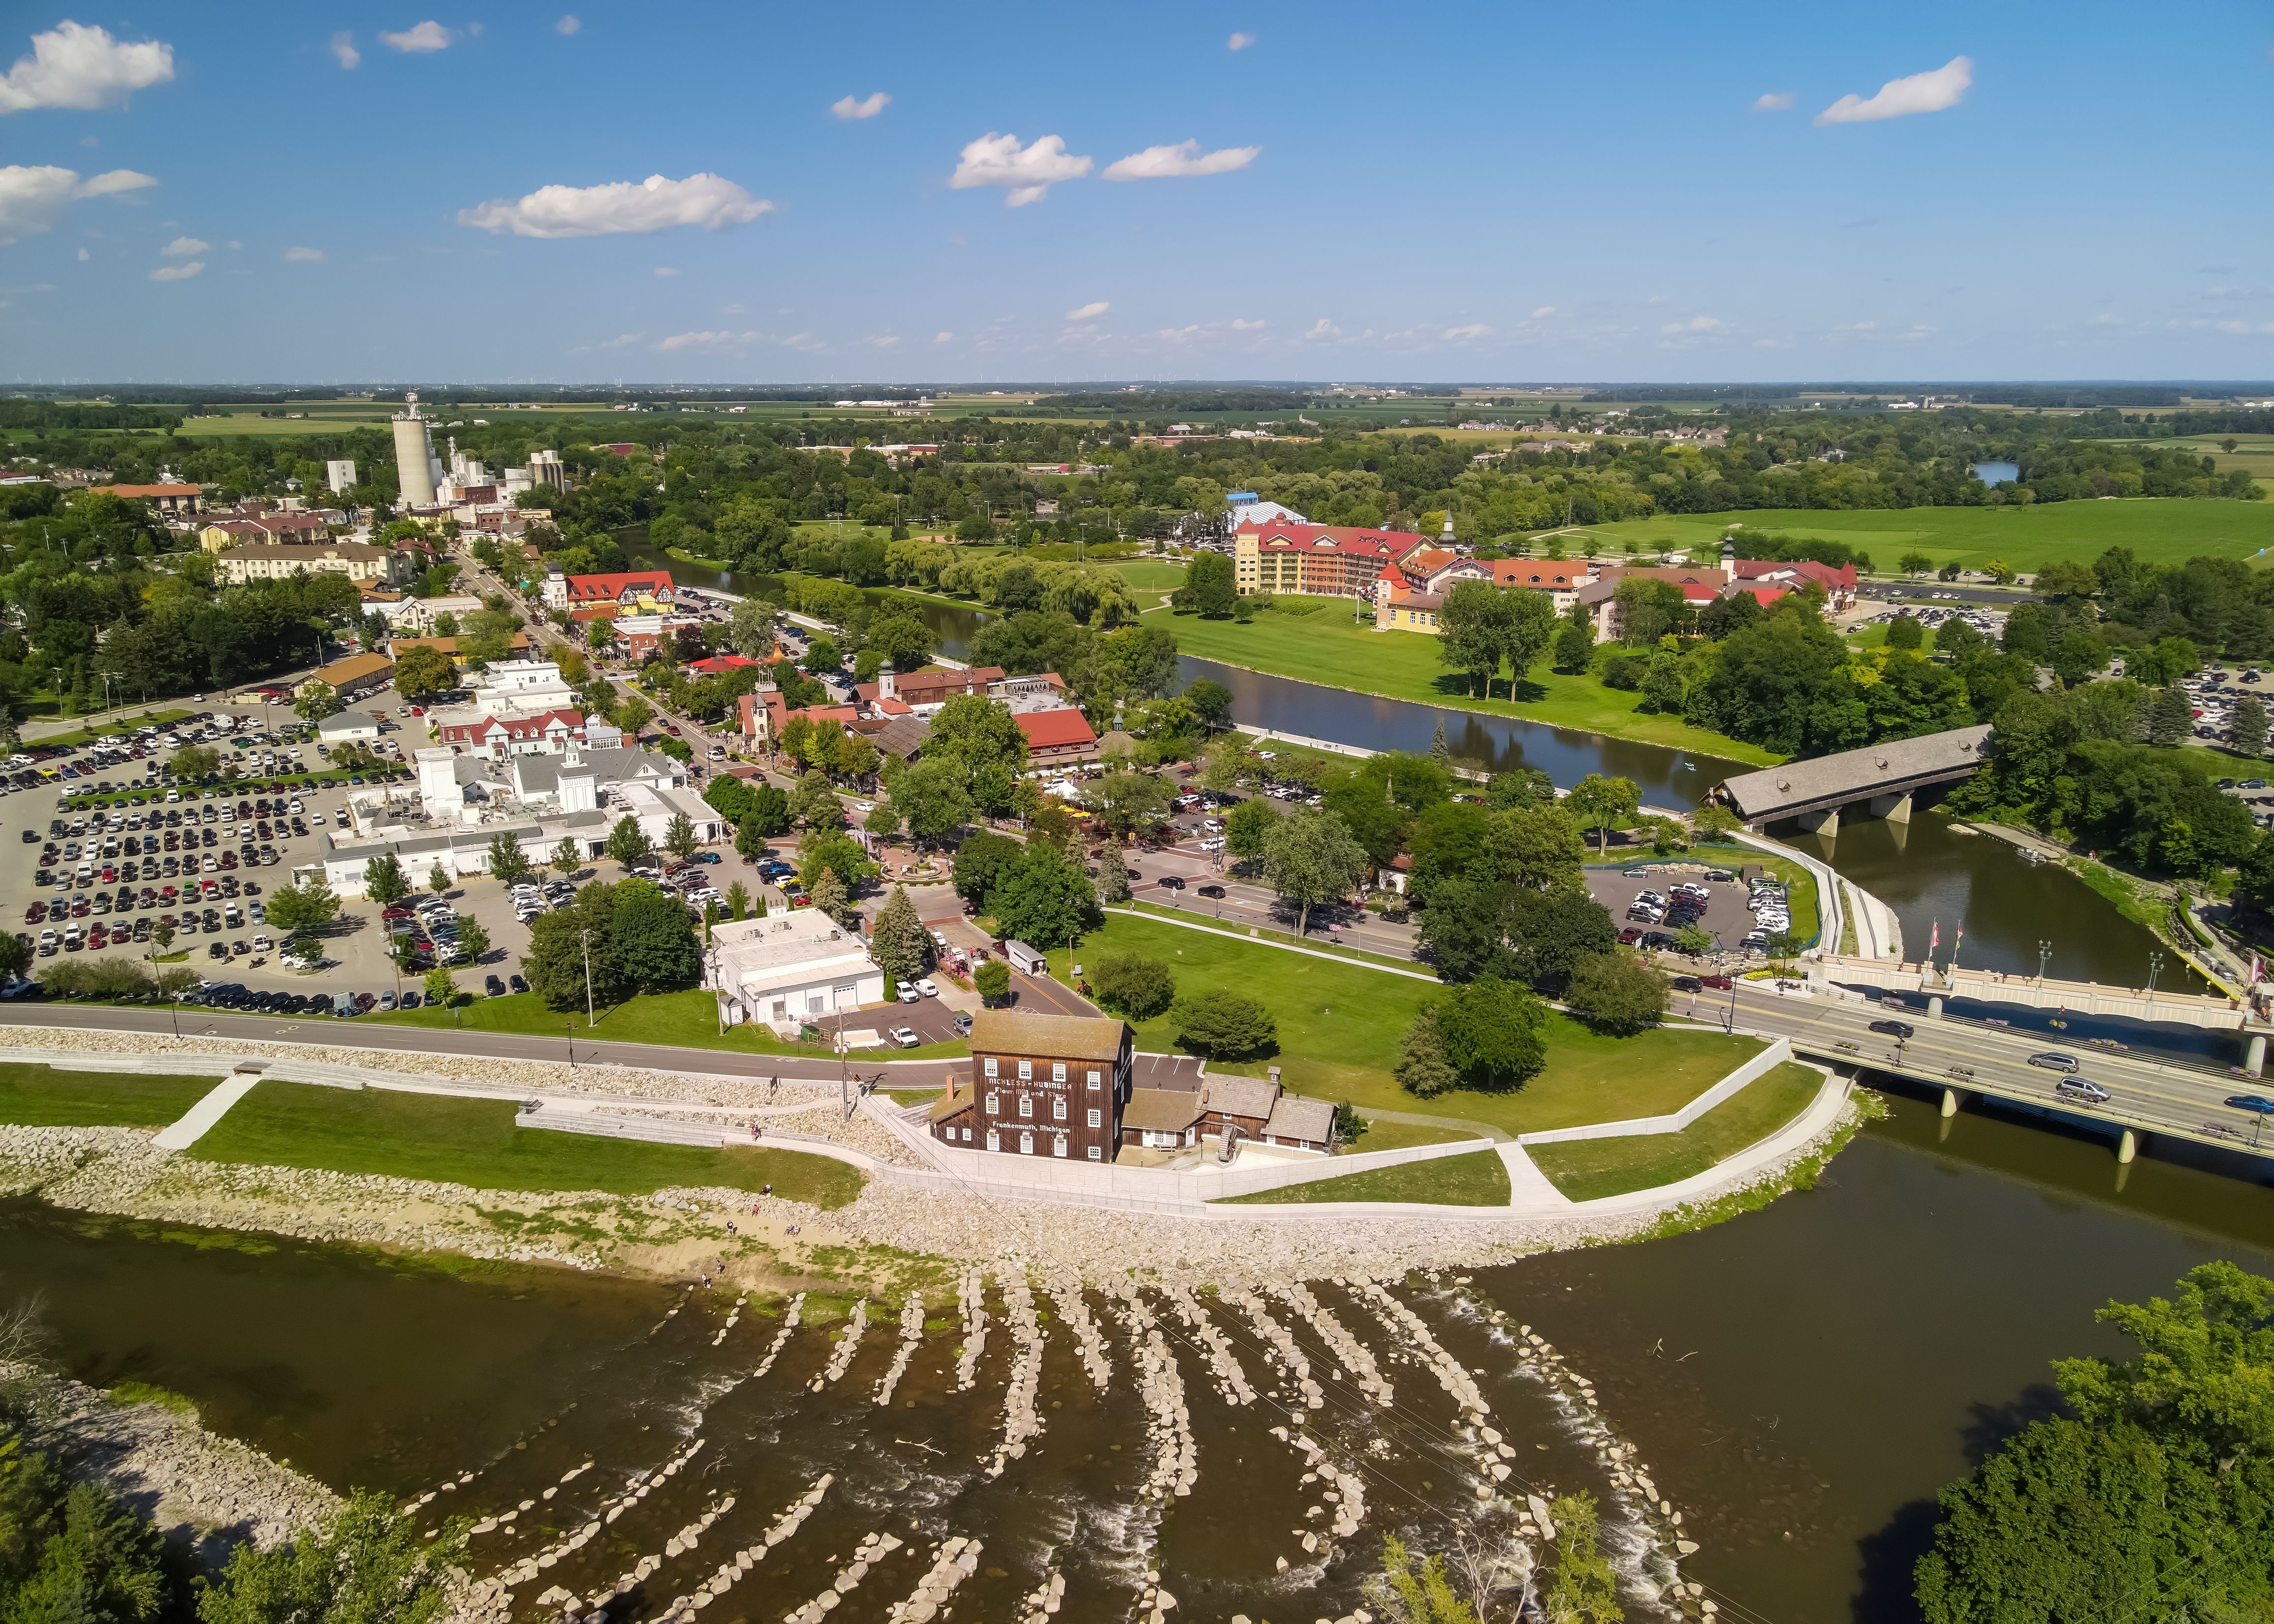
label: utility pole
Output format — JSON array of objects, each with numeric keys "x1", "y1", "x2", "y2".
[{"x1": 578, "y1": 927, "x2": 596, "y2": 1028}]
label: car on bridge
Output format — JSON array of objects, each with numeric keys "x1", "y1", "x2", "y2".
[
  {"x1": 1868, "y1": 1019, "x2": 1915, "y2": 1040},
  {"x1": 2055, "y1": 1077, "x2": 2112, "y2": 1104},
  {"x1": 2225, "y1": 1093, "x2": 2274, "y2": 1115},
  {"x1": 2027, "y1": 1052, "x2": 2080, "y2": 1072}
]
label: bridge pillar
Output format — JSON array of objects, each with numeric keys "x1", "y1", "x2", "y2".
[
  {"x1": 2248, "y1": 1032, "x2": 2267, "y2": 1079},
  {"x1": 1927, "y1": 994, "x2": 1945, "y2": 1019},
  {"x1": 1940, "y1": 1087, "x2": 1963, "y2": 1118},
  {"x1": 1797, "y1": 805, "x2": 1841, "y2": 836},
  {"x1": 2117, "y1": 1128, "x2": 2139, "y2": 1164},
  {"x1": 1866, "y1": 791, "x2": 1913, "y2": 824}
]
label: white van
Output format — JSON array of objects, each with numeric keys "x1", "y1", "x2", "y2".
[{"x1": 1004, "y1": 939, "x2": 1047, "y2": 976}]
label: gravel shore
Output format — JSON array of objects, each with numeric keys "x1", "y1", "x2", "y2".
[{"x1": 7, "y1": 1365, "x2": 338, "y2": 1564}]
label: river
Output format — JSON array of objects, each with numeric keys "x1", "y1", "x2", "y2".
[{"x1": 9, "y1": 1089, "x2": 2271, "y2": 1624}]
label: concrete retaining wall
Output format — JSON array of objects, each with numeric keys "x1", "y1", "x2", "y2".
[{"x1": 1516, "y1": 1038, "x2": 1793, "y2": 1147}]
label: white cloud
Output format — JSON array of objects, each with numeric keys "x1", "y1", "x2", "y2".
[
  {"x1": 75, "y1": 246, "x2": 87, "y2": 260},
  {"x1": 1816, "y1": 56, "x2": 1972, "y2": 125},
  {"x1": 1228, "y1": 31, "x2": 1254, "y2": 49},
  {"x1": 1303, "y1": 318, "x2": 1342, "y2": 341},
  {"x1": 379, "y1": 21, "x2": 455, "y2": 53},
  {"x1": 1443, "y1": 323, "x2": 1492, "y2": 342},
  {"x1": 860, "y1": 334, "x2": 900, "y2": 349},
  {"x1": 949, "y1": 132, "x2": 1091, "y2": 207},
  {"x1": 933, "y1": 331, "x2": 953, "y2": 344},
  {"x1": 457, "y1": 172, "x2": 773, "y2": 237},
  {"x1": 0, "y1": 21, "x2": 173, "y2": 115},
  {"x1": 653, "y1": 265, "x2": 678, "y2": 277},
  {"x1": 330, "y1": 31, "x2": 361, "y2": 68},
  {"x1": 284, "y1": 246, "x2": 323, "y2": 261},
  {"x1": 656, "y1": 329, "x2": 758, "y2": 351},
  {"x1": 1157, "y1": 324, "x2": 1201, "y2": 342},
  {"x1": 600, "y1": 332, "x2": 642, "y2": 348},
  {"x1": 831, "y1": 91, "x2": 888, "y2": 120},
  {"x1": 227, "y1": 238, "x2": 240, "y2": 249},
  {"x1": 555, "y1": 15, "x2": 580, "y2": 35},
  {"x1": 1752, "y1": 91, "x2": 1794, "y2": 111},
  {"x1": 1065, "y1": 301, "x2": 1108, "y2": 321},
  {"x1": 1230, "y1": 317, "x2": 1264, "y2": 330},
  {"x1": 1102, "y1": 139, "x2": 1259, "y2": 181},
  {"x1": 0, "y1": 164, "x2": 153, "y2": 244},
  {"x1": 1531, "y1": 306, "x2": 1556, "y2": 318},
  {"x1": 160, "y1": 234, "x2": 205, "y2": 257},
  {"x1": 148, "y1": 260, "x2": 201, "y2": 281},
  {"x1": 1660, "y1": 314, "x2": 1721, "y2": 333}
]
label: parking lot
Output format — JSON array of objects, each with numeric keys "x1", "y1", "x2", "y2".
[{"x1": 1579, "y1": 864, "x2": 1778, "y2": 953}]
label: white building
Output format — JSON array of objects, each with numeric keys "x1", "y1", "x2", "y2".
[
  {"x1": 372, "y1": 593, "x2": 483, "y2": 634},
  {"x1": 316, "y1": 710, "x2": 382, "y2": 745},
  {"x1": 325, "y1": 459, "x2": 357, "y2": 494},
  {"x1": 390, "y1": 392, "x2": 441, "y2": 508},
  {"x1": 705, "y1": 910, "x2": 886, "y2": 1033},
  {"x1": 314, "y1": 810, "x2": 612, "y2": 896}
]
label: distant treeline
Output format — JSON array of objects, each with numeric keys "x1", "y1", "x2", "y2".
[
  {"x1": 1029, "y1": 389, "x2": 1314, "y2": 413},
  {"x1": 0, "y1": 400, "x2": 183, "y2": 432}
]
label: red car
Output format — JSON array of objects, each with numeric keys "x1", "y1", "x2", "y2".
[
  {"x1": 88, "y1": 924, "x2": 107, "y2": 948},
  {"x1": 1617, "y1": 927, "x2": 1643, "y2": 945},
  {"x1": 1700, "y1": 975, "x2": 1734, "y2": 991},
  {"x1": 23, "y1": 903, "x2": 43, "y2": 924}
]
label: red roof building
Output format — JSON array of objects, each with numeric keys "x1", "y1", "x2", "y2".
[
  {"x1": 1233, "y1": 520, "x2": 1429, "y2": 600},
  {"x1": 1014, "y1": 707, "x2": 1100, "y2": 767},
  {"x1": 1730, "y1": 557, "x2": 1857, "y2": 611},
  {"x1": 89, "y1": 482, "x2": 202, "y2": 515},
  {"x1": 436, "y1": 707, "x2": 587, "y2": 761},
  {"x1": 685, "y1": 653, "x2": 762, "y2": 676},
  {"x1": 558, "y1": 570, "x2": 675, "y2": 608}
]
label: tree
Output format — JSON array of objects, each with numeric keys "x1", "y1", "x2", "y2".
[
  {"x1": 1224, "y1": 796, "x2": 1279, "y2": 865},
  {"x1": 1486, "y1": 804, "x2": 1587, "y2": 891},
  {"x1": 604, "y1": 815, "x2": 652, "y2": 869},
  {"x1": 1096, "y1": 838, "x2": 1132, "y2": 903},
  {"x1": 391, "y1": 642, "x2": 459, "y2": 701},
  {"x1": 798, "y1": 829, "x2": 875, "y2": 895},
  {"x1": 806, "y1": 866, "x2": 851, "y2": 929},
  {"x1": 1393, "y1": 1006, "x2": 1462, "y2": 1098},
  {"x1": 2232, "y1": 695, "x2": 2269, "y2": 759},
  {"x1": 1083, "y1": 769, "x2": 1171, "y2": 838},
  {"x1": 611, "y1": 694, "x2": 651, "y2": 735},
  {"x1": 427, "y1": 863, "x2": 452, "y2": 896},
  {"x1": 790, "y1": 771, "x2": 845, "y2": 830},
  {"x1": 869, "y1": 885, "x2": 932, "y2": 988},
  {"x1": 865, "y1": 611, "x2": 935, "y2": 671},
  {"x1": 952, "y1": 830, "x2": 1023, "y2": 905},
  {"x1": 1184, "y1": 678, "x2": 1234, "y2": 734},
  {"x1": 524, "y1": 885, "x2": 619, "y2": 1013},
  {"x1": 1564, "y1": 773, "x2": 1641, "y2": 856},
  {"x1": 800, "y1": 634, "x2": 842, "y2": 674},
  {"x1": 1364, "y1": 1535, "x2": 1478, "y2": 1624},
  {"x1": 170, "y1": 744, "x2": 220, "y2": 780},
  {"x1": 149, "y1": 920, "x2": 174, "y2": 956},
  {"x1": 1091, "y1": 952, "x2": 1174, "y2": 1018},
  {"x1": 884, "y1": 758, "x2": 977, "y2": 847},
  {"x1": 1499, "y1": 584, "x2": 1560, "y2": 691},
  {"x1": 265, "y1": 878, "x2": 342, "y2": 935},
  {"x1": 1564, "y1": 951, "x2": 1667, "y2": 1034},
  {"x1": 740, "y1": 781, "x2": 792, "y2": 837},
  {"x1": 1169, "y1": 987, "x2": 1276, "y2": 1059},
  {"x1": 294, "y1": 682, "x2": 339, "y2": 722},
  {"x1": 611, "y1": 876, "x2": 702, "y2": 990},
  {"x1": 0, "y1": 1473, "x2": 173, "y2": 1624},
  {"x1": 663, "y1": 811, "x2": 700, "y2": 864},
  {"x1": 363, "y1": 853, "x2": 409, "y2": 907},
  {"x1": 1435, "y1": 976, "x2": 1548, "y2": 1089},
  {"x1": 1180, "y1": 550, "x2": 1239, "y2": 617},
  {"x1": 1897, "y1": 550, "x2": 1934, "y2": 577},
  {"x1": 985, "y1": 842, "x2": 1099, "y2": 948},
  {"x1": 973, "y1": 957, "x2": 1011, "y2": 1004},
  {"x1": 448, "y1": 915, "x2": 489, "y2": 965},
  {"x1": 487, "y1": 831, "x2": 535, "y2": 886},
  {"x1": 1539, "y1": 1494, "x2": 1622, "y2": 1624},
  {"x1": 1915, "y1": 1263, "x2": 2274, "y2": 1624},
  {"x1": 1552, "y1": 615, "x2": 1595, "y2": 674},
  {"x1": 550, "y1": 838, "x2": 582, "y2": 878},
  {"x1": 728, "y1": 595, "x2": 780, "y2": 658},
  {"x1": 1262, "y1": 807, "x2": 1370, "y2": 935},
  {"x1": 2145, "y1": 684, "x2": 2193, "y2": 748},
  {"x1": 725, "y1": 879, "x2": 752, "y2": 920},
  {"x1": 199, "y1": 1489, "x2": 469, "y2": 1624},
  {"x1": 1436, "y1": 580, "x2": 1506, "y2": 698},
  {"x1": 1883, "y1": 612, "x2": 1925, "y2": 652}
]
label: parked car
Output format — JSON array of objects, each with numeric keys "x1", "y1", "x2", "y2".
[
  {"x1": 484, "y1": 974, "x2": 506, "y2": 997},
  {"x1": 887, "y1": 1026, "x2": 920, "y2": 1049}
]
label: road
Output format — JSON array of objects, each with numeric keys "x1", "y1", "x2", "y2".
[{"x1": 1702, "y1": 980, "x2": 2274, "y2": 1156}]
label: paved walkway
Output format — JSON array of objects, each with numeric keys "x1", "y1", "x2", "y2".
[{"x1": 150, "y1": 1073, "x2": 262, "y2": 1150}]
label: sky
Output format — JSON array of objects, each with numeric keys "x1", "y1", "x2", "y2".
[{"x1": 3, "y1": 2, "x2": 2273, "y2": 387}]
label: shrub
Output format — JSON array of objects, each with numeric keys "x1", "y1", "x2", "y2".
[
  {"x1": 1090, "y1": 952, "x2": 1175, "y2": 1020},
  {"x1": 1170, "y1": 988, "x2": 1276, "y2": 1059}
]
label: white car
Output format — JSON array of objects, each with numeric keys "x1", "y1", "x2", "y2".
[
  {"x1": 895, "y1": 981, "x2": 921, "y2": 1003},
  {"x1": 888, "y1": 1026, "x2": 920, "y2": 1049},
  {"x1": 916, "y1": 977, "x2": 939, "y2": 997},
  {"x1": 1198, "y1": 837, "x2": 1226, "y2": 851},
  {"x1": 853, "y1": 800, "x2": 875, "y2": 812}
]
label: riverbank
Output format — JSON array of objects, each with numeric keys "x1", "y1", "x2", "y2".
[
  {"x1": 6, "y1": 1363, "x2": 338, "y2": 1562},
  {"x1": 1147, "y1": 598, "x2": 1782, "y2": 765},
  {"x1": 0, "y1": 1024, "x2": 1870, "y2": 1291}
]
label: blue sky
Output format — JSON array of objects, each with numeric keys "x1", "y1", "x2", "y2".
[{"x1": 3, "y1": 2, "x2": 2272, "y2": 385}]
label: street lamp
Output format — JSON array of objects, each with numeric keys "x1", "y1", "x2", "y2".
[
  {"x1": 566, "y1": 1019, "x2": 575, "y2": 1067},
  {"x1": 2038, "y1": 939, "x2": 2053, "y2": 984}
]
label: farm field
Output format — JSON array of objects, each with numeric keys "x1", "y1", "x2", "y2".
[
  {"x1": 1574, "y1": 499, "x2": 2274, "y2": 575},
  {"x1": 1146, "y1": 596, "x2": 1783, "y2": 764}
]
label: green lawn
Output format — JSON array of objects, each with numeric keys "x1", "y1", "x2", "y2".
[
  {"x1": 0, "y1": 1063, "x2": 220, "y2": 1128},
  {"x1": 372, "y1": 987, "x2": 973, "y2": 1061},
  {"x1": 1148, "y1": 597, "x2": 1781, "y2": 766},
  {"x1": 27, "y1": 709, "x2": 195, "y2": 749},
  {"x1": 1523, "y1": 1061, "x2": 1826, "y2": 1201},
  {"x1": 1046, "y1": 913, "x2": 1767, "y2": 1137},
  {"x1": 1112, "y1": 560, "x2": 1190, "y2": 593},
  {"x1": 1216, "y1": 1148, "x2": 1511, "y2": 1206},
  {"x1": 1346, "y1": 1117, "x2": 1477, "y2": 1151},
  {"x1": 192, "y1": 1080, "x2": 865, "y2": 1207},
  {"x1": 1575, "y1": 500, "x2": 2274, "y2": 576}
]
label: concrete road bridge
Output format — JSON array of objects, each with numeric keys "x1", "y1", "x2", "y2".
[{"x1": 1717, "y1": 725, "x2": 1992, "y2": 834}]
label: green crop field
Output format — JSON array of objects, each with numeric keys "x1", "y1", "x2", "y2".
[
  {"x1": 1574, "y1": 499, "x2": 2274, "y2": 575},
  {"x1": 193, "y1": 1079, "x2": 865, "y2": 1206},
  {"x1": 1043, "y1": 912, "x2": 1767, "y2": 1140},
  {"x1": 1147, "y1": 596, "x2": 1782, "y2": 764}
]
